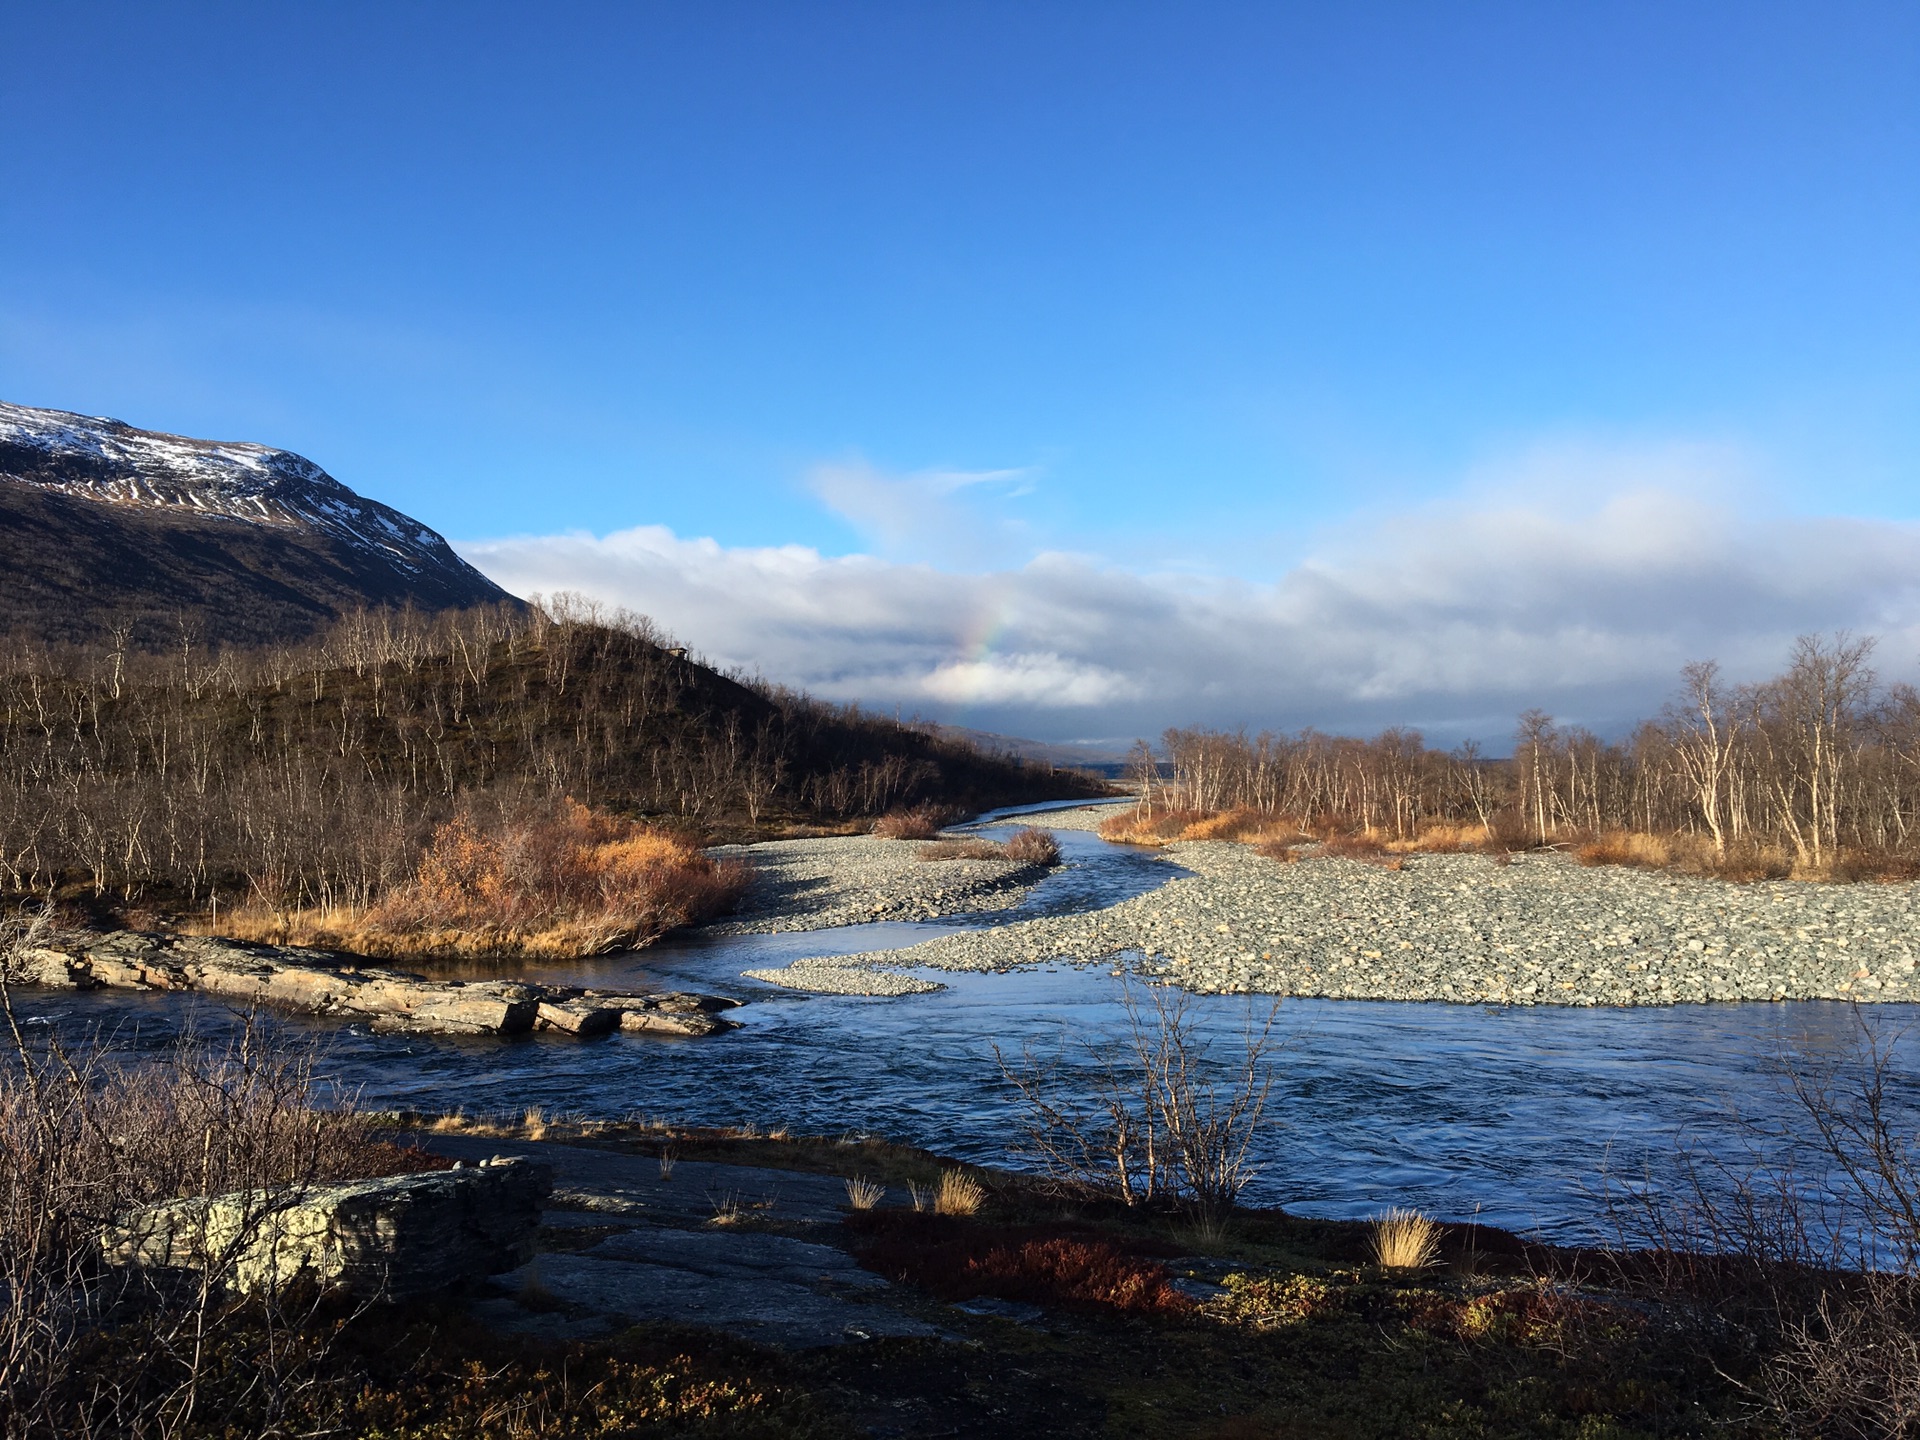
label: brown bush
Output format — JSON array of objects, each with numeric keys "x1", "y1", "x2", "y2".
[
  {"x1": 0, "y1": 965, "x2": 440, "y2": 1438},
  {"x1": 217, "y1": 800, "x2": 748, "y2": 959},
  {"x1": 1097, "y1": 807, "x2": 1214, "y2": 846},
  {"x1": 916, "y1": 838, "x2": 1006, "y2": 862},
  {"x1": 1575, "y1": 830, "x2": 1676, "y2": 870},
  {"x1": 872, "y1": 805, "x2": 950, "y2": 840},
  {"x1": 847, "y1": 1211, "x2": 1192, "y2": 1317},
  {"x1": 1001, "y1": 826, "x2": 1062, "y2": 866}
]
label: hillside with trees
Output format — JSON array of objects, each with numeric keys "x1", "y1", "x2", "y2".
[{"x1": 0, "y1": 596, "x2": 1103, "y2": 921}]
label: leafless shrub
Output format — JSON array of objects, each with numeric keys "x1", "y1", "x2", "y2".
[
  {"x1": 872, "y1": 806, "x2": 949, "y2": 840},
  {"x1": 1608, "y1": 1012, "x2": 1920, "y2": 1438},
  {"x1": 1001, "y1": 826, "x2": 1061, "y2": 867},
  {"x1": 0, "y1": 907, "x2": 420, "y2": 1438},
  {"x1": 997, "y1": 978, "x2": 1281, "y2": 1217}
]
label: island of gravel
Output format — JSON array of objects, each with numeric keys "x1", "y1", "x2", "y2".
[
  {"x1": 742, "y1": 805, "x2": 1920, "y2": 1006},
  {"x1": 707, "y1": 832, "x2": 1055, "y2": 935}
]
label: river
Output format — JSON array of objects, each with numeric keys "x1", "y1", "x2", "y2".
[{"x1": 18, "y1": 800, "x2": 1919, "y2": 1246}]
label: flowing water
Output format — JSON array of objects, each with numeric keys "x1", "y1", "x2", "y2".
[{"x1": 18, "y1": 800, "x2": 1919, "y2": 1245}]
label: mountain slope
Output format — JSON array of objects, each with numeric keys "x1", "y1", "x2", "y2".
[{"x1": 0, "y1": 400, "x2": 516, "y2": 645}]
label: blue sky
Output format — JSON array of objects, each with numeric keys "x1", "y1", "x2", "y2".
[{"x1": 3, "y1": 4, "x2": 1917, "y2": 741}]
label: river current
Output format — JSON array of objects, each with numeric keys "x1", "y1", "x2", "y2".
[{"x1": 20, "y1": 800, "x2": 1919, "y2": 1246}]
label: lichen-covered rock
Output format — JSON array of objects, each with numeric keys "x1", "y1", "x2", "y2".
[{"x1": 103, "y1": 1155, "x2": 552, "y2": 1299}]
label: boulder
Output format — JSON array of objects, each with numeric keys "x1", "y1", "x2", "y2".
[
  {"x1": 6, "y1": 946, "x2": 100, "y2": 988},
  {"x1": 535, "y1": 999, "x2": 622, "y2": 1036},
  {"x1": 591, "y1": 992, "x2": 741, "y2": 1037},
  {"x1": 104, "y1": 1155, "x2": 552, "y2": 1299}
]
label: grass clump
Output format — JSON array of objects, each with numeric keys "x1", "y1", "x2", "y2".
[
  {"x1": 1370, "y1": 1207, "x2": 1442, "y2": 1271},
  {"x1": 933, "y1": 1169, "x2": 988, "y2": 1216},
  {"x1": 842, "y1": 1176, "x2": 885, "y2": 1211}
]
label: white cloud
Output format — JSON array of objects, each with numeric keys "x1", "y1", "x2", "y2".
[
  {"x1": 456, "y1": 444, "x2": 1920, "y2": 745},
  {"x1": 806, "y1": 457, "x2": 1034, "y2": 564}
]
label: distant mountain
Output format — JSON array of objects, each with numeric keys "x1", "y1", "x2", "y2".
[
  {"x1": 928, "y1": 724, "x2": 1137, "y2": 776},
  {"x1": 0, "y1": 400, "x2": 518, "y2": 646}
]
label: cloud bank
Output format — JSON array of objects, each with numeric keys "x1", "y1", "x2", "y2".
[{"x1": 457, "y1": 456, "x2": 1920, "y2": 746}]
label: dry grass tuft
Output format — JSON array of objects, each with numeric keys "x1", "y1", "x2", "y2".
[
  {"x1": 843, "y1": 1176, "x2": 886, "y2": 1211},
  {"x1": 872, "y1": 806, "x2": 950, "y2": 840},
  {"x1": 1097, "y1": 807, "x2": 1217, "y2": 846},
  {"x1": 1387, "y1": 821, "x2": 1495, "y2": 854},
  {"x1": 208, "y1": 799, "x2": 748, "y2": 960},
  {"x1": 1372, "y1": 1207, "x2": 1443, "y2": 1271},
  {"x1": 934, "y1": 1169, "x2": 988, "y2": 1217},
  {"x1": 906, "y1": 1180, "x2": 932, "y2": 1213},
  {"x1": 657, "y1": 1146, "x2": 676, "y2": 1181},
  {"x1": 1574, "y1": 829, "x2": 1677, "y2": 869}
]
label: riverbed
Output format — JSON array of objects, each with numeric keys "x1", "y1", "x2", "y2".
[{"x1": 18, "y1": 799, "x2": 1919, "y2": 1246}]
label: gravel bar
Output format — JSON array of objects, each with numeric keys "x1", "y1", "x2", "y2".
[
  {"x1": 704, "y1": 834, "x2": 1049, "y2": 936},
  {"x1": 747, "y1": 838, "x2": 1920, "y2": 1006}
]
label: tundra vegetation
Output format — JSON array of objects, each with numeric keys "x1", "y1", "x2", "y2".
[
  {"x1": 14, "y1": 978, "x2": 1917, "y2": 1435},
  {"x1": 1109, "y1": 632, "x2": 1920, "y2": 884},
  {"x1": 0, "y1": 596, "x2": 1097, "y2": 952}
]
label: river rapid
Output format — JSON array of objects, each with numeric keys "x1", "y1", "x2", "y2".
[{"x1": 19, "y1": 799, "x2": 1919, "y2": 1246}]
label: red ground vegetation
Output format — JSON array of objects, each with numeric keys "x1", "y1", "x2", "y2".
[{"x1": 846, "y1": 1212, "x2": 1193, "y2": 1318}]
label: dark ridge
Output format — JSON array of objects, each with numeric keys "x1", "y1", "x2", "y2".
[
  {"x1": 0, "y1": 400, "x2": 517, "y2": 646},
  {"x1": 0, "y1": 484, "x2": 513, "y2": 648}
]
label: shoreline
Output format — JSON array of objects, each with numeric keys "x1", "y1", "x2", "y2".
[{"x1": 743, "y1": 808, "x2": 1920, "y2": 1005}]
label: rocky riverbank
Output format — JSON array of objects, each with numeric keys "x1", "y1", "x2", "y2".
[
  {"x1": 707, "y1": 832, "x2": 1051, "y2": 934},
  {"x1": 9, "y1": 930, "x2": 740, "y2": 1037},
  {"x1": 745, "y1": 814, "x2": 1920, "y2": 1006}
]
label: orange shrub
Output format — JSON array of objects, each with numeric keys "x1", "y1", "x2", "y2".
[{"x1": 219, "y1": 801, "x2": 748, "y2": 960}]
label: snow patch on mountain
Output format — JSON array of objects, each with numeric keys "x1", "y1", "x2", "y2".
[{"x1": 0, "y1": 400, "x2": 459, "y2": 577}]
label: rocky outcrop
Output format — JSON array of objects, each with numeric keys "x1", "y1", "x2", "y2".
[
  {"x1": 10, "y1": 931, "x2": 739, "y2": 1039},
  {"x1": 104, "y1": 1155, "x2": 551, "y2": 1299}
]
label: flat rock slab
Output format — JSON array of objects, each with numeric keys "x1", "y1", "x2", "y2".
[
  {"x1": 513, "y1": 1252, "x2": 940, "y2": 1349},
  {"x1": 428, "y1": 1135, "x2": 868, "y2": 1228},
  {"x1": 8, "y1": 931, "x2": 739, "y2": 1039},
  {"x1": 427, "y1": 1136, "x2": 948, "y2": 1349}
]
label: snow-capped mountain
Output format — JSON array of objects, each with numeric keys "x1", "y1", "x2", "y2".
[
  {"x1": 0, "y1": 400, "x2": 491, "y2": 582},
  {"x1": 0, "y1": 400, "x2": 518, "y2": 645}
]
